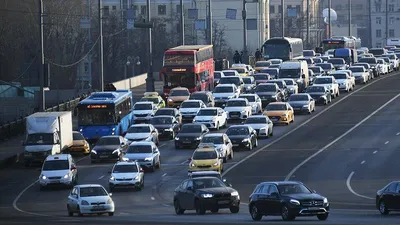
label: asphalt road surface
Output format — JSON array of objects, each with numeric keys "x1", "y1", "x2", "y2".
[{"x1": 2, "y1": 73, "x2": 400, "y2": 225}]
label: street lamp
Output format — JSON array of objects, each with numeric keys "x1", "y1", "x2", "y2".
[{"x1": 125, "y1": 56, "x2": 141, "y2": 79}]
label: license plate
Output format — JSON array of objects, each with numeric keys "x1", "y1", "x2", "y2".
[
  {"x1": 50, "y1": 180, "x2": 60, "y2": 183},
  {"x1": 218, "y1": 200, "x2": 230, "y2": 204},
  {"x1": 99, "y1": 155, "x2": 108, "y2": 158},
  {"x1": 119, "y1": 182, "x2": 130, "y2": 185},
  {"x1": 308, "y1": 207, "x2": 320, "y2": 210},
  {"x1": 231, "y1": 115, "x2": 239, "y2": 118},
  {"x1": 232, "y1": 144, "x2": 239, "y2": 147},
  {"x1": 183, "y1": 141, "x2": 191, "y2": 144},
  {"x1": 183, "y1": 115, "x2": 192, "y2": 118}
]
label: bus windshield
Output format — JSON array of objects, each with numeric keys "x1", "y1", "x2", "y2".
[
  {"x1": 165, "y1": 73, "x2": 195, "y2": 88},
  {"x1": 164, "y1": 54, "x2": 194, "y2": 65},
  {"x1": 263, "y1": 44, "x2": 290, "y2": 59},
  {"x1": 78, "y1": 108, "x2": 115, "y2": 126}
]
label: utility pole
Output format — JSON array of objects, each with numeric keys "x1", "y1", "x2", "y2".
[
  {"x1": 385, "y1": 0, "x2": 388, "y2": 44},
  {"x1": 180, "y1": 0, "x2": 185, "y2": 45},
  {"x1": 368, "y1": 0, "x2": 372, "y2": 47},
  {"x1": 98, "y1": 0, "x2": 104, "y2": 91},
  {"x1": 39, "y1": 0, "x2": 45, "y2": 111},
  {"x1": 207, "y1": 0, "x2": 212, "y2": 45},
  {"x1": 281, "y1": 0, "x2": 284, "y2": 37},
  {"x1": 306, "y1": 0, "x2": 310, "y2": 46},
  {"x1": 242, "y1": 0, "x2": 248, "y2": 64},
  {"x1": 88, "y1": 0, "x2": 92, "y2": 89},
  {"x1": 145, "y1": 0, "x2": 155, "y2": 92},
  {"x1": 348, "y1": 0, "x2": 351, "y2": 36},
  {"x1": 328, "y1": 0, "x2": 331, "y2": 38}
]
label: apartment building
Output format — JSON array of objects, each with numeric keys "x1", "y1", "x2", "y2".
[{"x1": 370, "y1": 0, "x2": 400, "y2": 48}]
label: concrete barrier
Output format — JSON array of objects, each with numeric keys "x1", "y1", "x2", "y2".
[{"x1": 112, "y1": 72, "x2": 158, "y2": 90}]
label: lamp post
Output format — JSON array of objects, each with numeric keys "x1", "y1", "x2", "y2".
[{"x1": 125, "y1": 56, "x2": 141, "y2": 79}]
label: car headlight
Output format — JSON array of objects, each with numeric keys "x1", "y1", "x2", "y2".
[
  {"x1": 112, "y1": 128, "x2": 116, "y2": 131},
  {"x1": 201, "y1": 193, "x2": 214, "y2": 198},
  {"x1": 195, "y1": 137, "x2": 202, "y2": 140},
  {"x1": 290, "y1": 199, "x2": 300, "y2": 205},
  {"x1": 63, "y1": 174, "x2": 69, "y2": 179},
  {"x1": 231, "y1": 191, "x2": 239, "y2": 197},
  {"x1": 213, "y1": 161, "x2": 219, "y2": 166},
  {"x1": 302, "y1": 104, "x2": 309, "y2": 108},
  {"x1": 91, "y1": 150, "x2": 97, "y2": 154},
  {"x1": 107, "y1": 198, "x2": 113, "y2": 204},
  {"x1": 144, "y1": 157, "x2": 152, "y2": 161},
  {"x1": 228, "y1": 95, "x2": 234, "y2": 99},
  {"x1": 190, "y1": 163, "x2": 195, "y2": 167},
  {"x1": 271, "y1": 95, "x2": 277, "y2": 98},
  {"x1": 81, "y1": 200, "x2": 89, "y2": 205},
  {"x1": 112, "y1": 149, "x2": 120, "y2": 154},
  {"x1": 41, "y1": 175, "x2": 47, "y2": 180},
  {"x1": 241, "y1": 110, "x2": 246, "y2": 113},
  {"x1": 193, "y1": 119, "x2": 197, "y2": 122},
  {"x1": 242, "y1": 138, "x2": 249, "y2": 143},
  {"x1": 164, "y1": 128, "x2": 173, "y2": 132},
  {"x1": 175, "y1": 137, "x2": 180, "y2": 140},
  {"x1": 122, "y1": 157, "x2": 129, "y2": 161},
  {"x1": 323, "y1": 197, "x2": 329, "y2": 206},
  {"x1": 133, "y1": 175, "x2": 139, "y2": 180},
  {"x1": 110, "y1": 176, "x2": 115, "y2": 181},
  {"x1": 282, "y1": 113, "x2": 288, "y2": 117},
  {"x1": 168, "y1": 98, "x2": 173, "y2": 102},
  {"x1": 79, "y1": 128, "x2": 83, "y2": 132}
]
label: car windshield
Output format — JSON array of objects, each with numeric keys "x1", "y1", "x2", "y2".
[
  {"x1": 219, "y1": 77, "x2": 240, "y2": 85},
  {"x1": 315, "y1": 63, "x2": 333, "y2": 70},
  {"x1": 350, "y1": 67, "x2": 364, "y2": 72},
  {"x1": 214, "y1": 86, "x2": 233, "y2": 93},
  {"x1": 309, "y1": 67, "x2": 322, "y2": 73},
  {"x1": 333, "y1": 73, "x2": 347, "y2": 79},
  {"x1": 73, "y1": 133, "x2": 84, "y2": 140},
  {"x1": 96, "y1": 137, "x2": 120, "y2": 146},
  {"x1": 127, "y1": 126, "x2": 150, "y2": 133},
  {"x1": 278, "y1": 184, "x2": 312, "y2": 194},
  {"x1": 284, "y1": 79, "x2": 294, "y2": 85},
  {"x1": 232, "y1": 68, "x2": 246, "y2": 73},
  {"x1": 256, "y1": 85, "x2": 276, "y2": 92},
  {"x1": 155, "y1": 109, "x2": 174, "y2": 116},
  {"x1": 369, "y1": 49, "x2": 385, "y2": 55},
  {"x1": 193, "y1": 178, "x2": 226, "y2": 189},
  {"x1": 127, "y1": 145, "x2": 152, "y2": 153},
  {"x1": 305, "y1": 58, "x2": 313, "y2": 64},
  {"x1": 377, "y1": 59, "x2": 384, "y2": 64},
  {"x1": 197, "y1": 109, "x2": 217, "y2": 116},
  {"x1": 255, "y1": 61, "x2": 271, "y2": 67},
  {"x1": 269, "y1": 65, "x2": 280, "y2": 68},
  {"x1": 307, "y1": 86, "x2": 325, "y2": 92},
  {"x1": 42, "y1": 160, "x2": 69, "y2": 171},
  {"x1": 266, "y1": 104, "x2": 287, "y2": 111},
  {"x1": 279, "y1": 69, "x2": 301, "y2": 78},
  {"x1": 314, "y1": 77, "x2": 332, "y2": 84},
  {"x1": 359, "y1": 58, "x2": 377, "y2": 64},
  {"x1": 181, "y1": 125, "x2": 202, "y2": 133},
  {"x1": 289, "y1": 95, "x2": 309, "y2": 101},
  {"x1": 381, "y1": 58, "x2": 390, "y2": 63},
  {"x1": 226, "y1": 100, "x2": 246, "y2": 107},
  {"x1": 242, "y1": 78, "x2": 253, "y2": 84},
  {"x1": 328, "y1": 59, "x2": 345, "y2": 64},
  {"x1": 134, "y1": 104, "x2": 152, "y2": 110},
  {"x1": 254, "y1": 75, "x2": 269, "y2": 80},
  {"x1": 260, "y1": 69, "x2": 277, "y2": 76},
  {"x1": 181, "y1": 101, "x2": 200, "y2": 108},
  {"x1": 313, "y1": 58, "x2": 323, "y2": 63},
  {"x1": 80, "y1": 187, "x2": 108, "y2": 197},
  {"x1": 150, "y1": 117, "x2": 172, "y2": 124},
  {"x1": 226, "y1": 127, "x2": 249, "y2": 135},
  {"x1": 214, "y1": 72, "x2": 222, "y2": 79},
  {"x1": 303, "y1": 50, "x2": 314, "y2": 56},
  {"x1": 140, "y1": 98, "x2": 158, "y2": 104},
  {"x1": 245, "y1": 117, "x2": 267, "y2": 124},
  {"x1": 223, "y1": 71, "x2": 237, "y2": 76},
  {"x1": 170, "y1": 89, "x2": 190, "y2": 96},
  {"x1": 192, "y1": 151, "x2": 217, "y2": 160},
  {"x1": 268, "y1": 81, "x2": 283, "y2": 88},
  {"x1": 383, "y1": 54, "x2": 395, "y2": 59},
  {"x1": 113, "y1": 165, "x2": 138, "y2": 173},
  {"x1": 202, "y1": 136, "x2": 223, "y2": 144},
  {"x1": 190, "y1": 94, "x2": 208, "y2": 103},
  {"x1": 240, "y1": 95, "x2": 256, "y2": 102}
]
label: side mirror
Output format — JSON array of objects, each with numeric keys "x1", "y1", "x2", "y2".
[
  {"x1": 71, "y1": 167, "x2": 76, "y2": 171},
  {"x1": 187, "y1": 186, "x2": 193, "y2": 191},
  {"x1": 188, "y1": 157, "x2": 192, "y2": 161},
  {"x1": 270, "y1": 192, "x2": 279, "y2": 198},
  {"x1": 302, "y1": 74, "x2": 306, "y2": 79},
  {"x1": 108, "y1": 171, "x2": 112, "y2": 174},
  {"x1": 173, "y1": 121, "x2": 178, "y2": 124},
  {"x1": 140, "y1": 169, "x2": 144, "y2": 172},
  {"x1": 109, "y1": 193, "x2": 113, "y2": 197}
]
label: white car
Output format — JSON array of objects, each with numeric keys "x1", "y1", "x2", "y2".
[
  {"x1": 125, "y1": 124, "x2": 159, "y2": 145},
  {"x1": 123, "y1": 142, "x2": 161, "y2": 172},
  {"x1": 244, "y1": 115, "x2": 273, "y2": 138},
  {"x1": 331, "y1": 72, "x2": 352, "y2": 92},
  {"x1": 267, "y1": 59, "x2": 283, "y2": 65},
  {"x1": 200, "y1": 133, "x2": 233, "y2": 162},
  {"x1": 212, "y1": 84, "x2": 240, "y2": 108},
  {"x1": 67, "y1": 184, "x2": 115, "y2": 216},
  {"x1": 349, "y1": 66, "x2": 369, "y2": 84},
  {"x1": 224, "y1": 98, "x2": 252, "y2": 120},
  {"x1": 312, "y1": 76, "x2": 339, "y2": 98},
  {"x1": 339, "y1": 69, "x2": 356, "y2": 87},
  {"x1": 382, "y1": 53, "x2": 400, "y2": 71},
  {"x1": 282, "y1": 78, "x2": 298, "y2": 95},
  {"x1": 231, "y1": 63, "x2": 255, "y2": 75},
  {"x1": 377, "y1": 58, "x2": 389, "y2": 75},
  {"x1": 132, "y1": 102, "x2": 157, "y2": 123},
  {"x1": 109, "y1": 160, "x2": 145, "y2": 191},
  {"x1": 179, "y1": 100, "x2": 206, "y2": 122},
  {"x1": 39, "y1": 154, "x2": 78, "y2": 190},
  {"x1": 239, "y1": 94, "x2": 262, "y2": 114},
  {"x1": 193, "y1": 107, "x2": 227, "y2": 130}
]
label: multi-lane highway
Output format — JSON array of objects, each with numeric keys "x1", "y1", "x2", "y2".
[{"x1": 2, "y1": 73, "x2": 400, "y2": 225}]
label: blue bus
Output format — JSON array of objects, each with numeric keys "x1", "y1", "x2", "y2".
[
  {"x1": 262, "y1": 37, "x2": 303, "y2": 61},
  {"x1": 77, "y1": 90, "x2": 133, "y2": 143}
]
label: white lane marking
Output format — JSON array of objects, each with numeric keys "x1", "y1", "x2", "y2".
[
  {"x1": 385, "y1": 141, "x2": 389, "y2": 144},
  {"x1": 285, "y1": 93, "x2": 400, "y2": 181},
  {"x1": 240, "y1": 202, "x2": 249, "y2": 205},
  {"x1": 98, "y1": 175, "x2": 105, "y2": 180},
  {"x1": 346, "y1": 171, "x2": 374, "y2": 200},
  {"x1": 12, "y1": 155, "x2": 89, "y2": 217},
  {"x1": 119, "y1": 212, "x2": 130, "y2": 215},
  {"x1": 151, "y1": 197, "x2": 155, "y2": 200},
  {"x1": 222, "y1": 76, "x2": 393, "y2": 177},
  {"x1": 360, "y1": 160, "x2": 366, "y2": 165},
  {"x1": 180, "y1": 160, "x2": 188, "y2": 164},
  {"x1": 373, "y1": 150, "x2": 378, "y2": 154},
  {"x1": 162, "y1": 173, "x2": 167, "y2": 177},
  {"x1": 162, "y1": 204, "x2": 170, "y2": 207},
  {"x1": 397, "y1": 132, "x2": 400, "y2": 136}
]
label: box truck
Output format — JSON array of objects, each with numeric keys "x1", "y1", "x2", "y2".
[{"x1": 23, "y1": 112, "x2": 73, "y2": 165}]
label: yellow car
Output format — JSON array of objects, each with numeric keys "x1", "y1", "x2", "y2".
[
  {"x1": 167, "y1": 87, "x2": 190, "y2": 108},
  {"x1": 140, "y1": 92, "x2": 165, "y2": 110},
  {"x1": 263, "y1": 102, "x2": 294, "y2": 125},
  {"x1": 188, "y1": 145, "x2": 223, "y2": 173},
  {"x1": 230, "y1": 67, "x2": 249, "y2": 76},
  {"x1": 254, "y1": 61, "x2": 272, "y2": 73},
  {"x1": 69, "y1": 131, "x2": 90, "y2": 154}
]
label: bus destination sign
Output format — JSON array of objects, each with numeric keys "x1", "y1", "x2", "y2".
[
  {"x1": 171, "y1": 68, "x2": 187, "y2": 72},
  {"x1": 87, "y1": 104, "x2": 108, "y2": 109}
]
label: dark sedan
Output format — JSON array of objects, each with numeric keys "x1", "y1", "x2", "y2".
[
  {"x1": 90, "y1": 135, "x2": 127, "y2": 163},
  {"x1": 376, "y1": 181, "x2": 400, "y2": 215},
  {"x1": 248, "y1": 181, "x2": 329, "y2": 221},
  {"x1": 150, "y1": 116, "x2": 180, "y2": 140},
  {"x1": 225, "y1": 125, "x2": 257, "y2": 151},
  {"x1": 253, "y1": 73, "x2": 271, "y2": 85},
  {"x1": 266, "y1": 80, "x2": 289, "y2": 101},
  {"x1": 305, "y1": 86, "x2": 331, "y2": 105},
  {"x1": 175, "y1": 124, "x2": 209, "y2": 149},
  {"x1": 255, "y1": 83, "x2": 283, "y2": 108},
  {"x1": 154, "y1": 108, "x2": 182, "y2": 124},
  {"x1": 173, "y1": 177, "x2": 240, "y2": 215},
  {"x1": 287, "y1": 93, "x2": 315, "y2": 114}
]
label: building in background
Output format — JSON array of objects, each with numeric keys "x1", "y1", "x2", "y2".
[{"x1": 370, "y1": 0, "x2": 400, "y2": 48}]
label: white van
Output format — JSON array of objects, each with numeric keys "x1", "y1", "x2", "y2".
[{"x1": 278, "y1": 60, "x2": 309, "y2": 93}]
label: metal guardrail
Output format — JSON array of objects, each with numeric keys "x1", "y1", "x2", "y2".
[{"x1": 0, "y1": 95, "x2": 85, "y2": 143}]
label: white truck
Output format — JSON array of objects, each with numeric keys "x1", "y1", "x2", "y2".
[{"x1": 23, "y1": 112, "x2": 73, "y2": 166}]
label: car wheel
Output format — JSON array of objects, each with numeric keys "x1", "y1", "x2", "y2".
[
  {"x1": 250, "y1": 204, "x2": 262, "y2": 221},
  {"x1": 307, "y1": 108, "x2": 311, "y2": 114},
  {"x1": 216, "y1": 122, "x2": 220, "y2": 131},
  {"x1": 229, "y1": 150, "x2": 234, "y2": 159},
  {"x1": 379, "y1": 200, "x2": 389, "y2": 215},
  {"x1": 174, "y1": 200, "x2": 185, "y2": 215},
  {"x1": 157, "y1": 158, "x2": 161, "y2": 169},
  {"x1": 171, "y1": 132, "x2": 176, "y2": 139},
  {"x1": 229, "y1": 206, "x2": 239, "y2": 214},
  {"x1": 108, "y1": 212, "x2": 114, "y2": 216},
  {"x1": 254, "y1": 138, "x2": 258, "y2": 147},
  {"x1": 210, "y1": 208, "x2": 219, "y2": 213},
  {"x1": 195, "y1": 200, "x2": 206, "y2": 215},
  {"x1": 150, "y1": 162, "x2": 156, "y2": 172},
  {"x1": 77, "y1": 206, "x2": 83, "y2": 217},
  {"x1": 248, "y1": 142, "x2": 253, "y2": 151},
  {"x1": 281, "y1": 205, "x2": 295, "y2": 221},
  {"x1": 67, "y1": 205, "x2": 73, "y2": 217},
  {"x1": 175, "y1": 145, "x2": 181, "y2": 149},
  {"x1": 317, "y1": 213, "x2": 329, "y2": 220}
]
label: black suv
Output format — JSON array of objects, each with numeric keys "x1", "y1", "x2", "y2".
[{"x1": 248, "y1": 181, "x2": 329, "y2": 221}]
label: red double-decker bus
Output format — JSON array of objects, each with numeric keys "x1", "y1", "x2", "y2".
[{"x1": 160, "y1": 45, "x2": 214, "y2": 96}]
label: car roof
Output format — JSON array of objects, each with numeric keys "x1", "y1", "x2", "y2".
[
  {"x1": 152, "y1": 115, "x2": 174, "y2": 118},
  {"x1": 183, "y1": 99, "x2": 203, "y2": 103},
  {"x1": 195, "y1": 146, "x2": 217, "y2": 152},
  {"x1": 191, "y1": 91, "x2": 211, "y2": 95},
  {"x1": 45, "y1": 154, "x2": 70, "y2": 161},
  {"x1": 216, "y1": 84, "x2": 235, "y2": 87},
  {"x1": 75, "y1": 184, "x2": 104, "y2": 188},
  {"x1": 268, "y1": 102, "x2": 286, "y2": 105},
  {"x1": 227, "y1": 98, "x2": 247, "y2": 102},
  {"x1": 129, "y1": 141, "x2": 153, "y2": 146},
  {"x1": 100, "y1": 135, "x2": 120, "y2": 139},
  {"x1": 258, "y1": 181, "x2": 303, "y2": 186},
  {"x1": 248, "y1": 115, "x2": 268, "y2": 119},
  {"x1": 129, "y1": 124, "x2": 151, "y2": 127},
  {"x1": 114, "y1": 161, "x2": 139, "y2": 166},
  {"x1": 171, "y1": 87, "x2": 189, "y2": 90},
  {"x1": 290, "y1": 93, "x2": 309, "y2": 96},
  {"x1": 199, "y1": 107, "x2": 219, "y2": 110},
  {"x1": 239, "y1": 94, "x2": 257, "y2": 96},
  {"x1": 157, "y1": 108, "x2": 174, "y2": 111},
  {"x1": 135, "y1": 101, "x2": 153, "y2": 105},
  {"x1": 190, "y1": 171, "x2": 221, "y2": 175},
  {"x1": 228, "y1": 124, "x2": 250, "y2": 128},
  {"x1": 204, "y1": 133, "x2": 224, "y2": 137},
  {"x1": 190, "y1": 176, "x2": 221, "y2": 180}
]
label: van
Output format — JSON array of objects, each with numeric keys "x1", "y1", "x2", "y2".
[{"x1": 278, "y1": 60, "x2": 309, "y2": 92}]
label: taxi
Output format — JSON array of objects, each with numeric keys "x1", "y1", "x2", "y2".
[
  {"x1": 167, "y1": 87, "x2": 190, "y2": 108},
  {"x1": 254, "y1": 61, "x2": 272, "y2": 73},
  {"x1": 140, "y1": 92, "x2": 165, "y2": 110},
  {"x1": 230, "y1": 66, "x2": 249, "y2": 76},
  {"x1": 263, "y1": 102, "x2": 294, "y2": 125},
  {"x1": 69, "y1": 131, "x2": 90, "y2": 155},
  {"x1": 188, "y1": 144, "x2": 223, "y2": 173}
]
